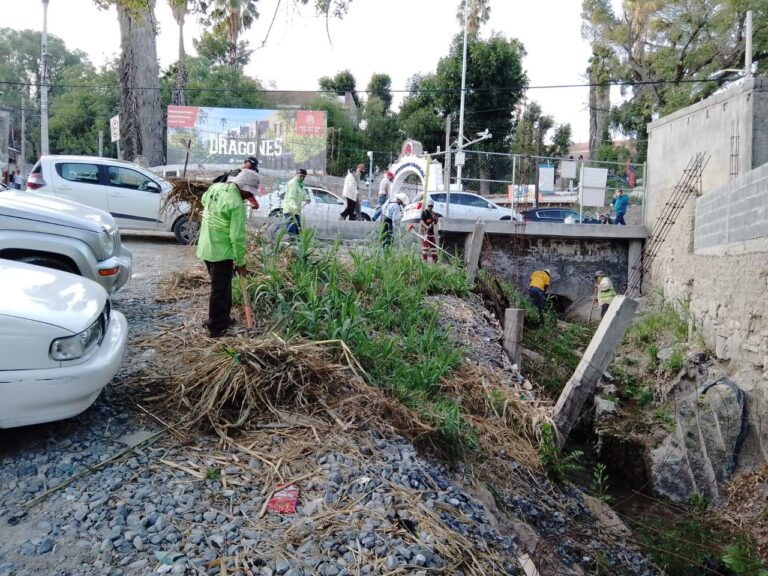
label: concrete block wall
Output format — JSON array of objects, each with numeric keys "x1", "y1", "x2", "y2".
[
  {"x1": 695, "y1": 163, "x2": 768, "y2": 253},
  {"x1": 646, "y1": 78, "x2": 768, "y2": 368}
]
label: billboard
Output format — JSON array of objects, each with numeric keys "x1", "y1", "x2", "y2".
[{"x1": 166, "y1": 106, "x2": 327, "y2": 172}]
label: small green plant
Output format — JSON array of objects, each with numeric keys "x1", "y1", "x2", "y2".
[
  {"x1": 689, "y1": 493, "x2": 710, "y2": 514},
  {"x1": 205, "y1": 467, "x2": 220, "y2": 481},
  {"x1": 588, "y1": 463, "x2": 614, "y2": 503},
  {"x1": 650, "y1": 403, "x2": 676, "y2": 430},
  {"x1": 539, "y1": 423, "x2": 584, "y2": 482},
  {"x1": 664, "y1": 346, "x2": 685, "y2": 374},
  {"x1": 721, "y1": 543, "x2": 768, "y2": 576}
]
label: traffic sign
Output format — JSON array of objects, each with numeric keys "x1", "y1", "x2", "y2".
[{"x1": 110, "y1": 115, "x2": 120, "y2": 143}]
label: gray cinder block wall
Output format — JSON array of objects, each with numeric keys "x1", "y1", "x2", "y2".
[{"x1": 646, "y1": 78, "x2": 768, "y2": 366}]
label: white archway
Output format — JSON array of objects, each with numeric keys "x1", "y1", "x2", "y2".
[{"x1": 387, "y1": 140, "x2": 445, "y2": 201}]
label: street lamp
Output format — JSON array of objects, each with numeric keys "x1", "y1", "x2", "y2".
[
  {"x1": 40, "y1": 0, "x2": 50, "y2": 156},
  {"x1": 366, "y1": 151, "x2": 373, "y2": 206}
]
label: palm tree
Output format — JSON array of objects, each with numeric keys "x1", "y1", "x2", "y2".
[
  {"x1": 168, "y1": 0, "x2": 188, "y2": 105},
  {"x1": 456, "y1": 0, "x2": 490, "y2": 34},
  {"x1": 208, "y1": 0, "x2": 259, "y2": 68}
]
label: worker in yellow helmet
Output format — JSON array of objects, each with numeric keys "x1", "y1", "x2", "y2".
[
  {"x1": 529, "y1": 268, "x2": 552, "y2": 323},
  {"x1": 594, "y1": 271, "x2": 617, "y2": 318}
]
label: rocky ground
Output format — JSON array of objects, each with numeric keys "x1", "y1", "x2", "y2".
[{"x1": 0, "y1": 234, "x2": 656, "y2": 576}]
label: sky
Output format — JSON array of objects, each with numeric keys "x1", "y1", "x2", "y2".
[{"x1": 11, "y1": 0, "x2": 597, "y2": 144}]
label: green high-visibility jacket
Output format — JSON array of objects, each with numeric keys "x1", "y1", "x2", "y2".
[
  {"x1": 283, "y1": 176, "x2": 306, "y2": 215},
  {"x1": 196, "y1": 182, "x2": 247, "y2": 266}
]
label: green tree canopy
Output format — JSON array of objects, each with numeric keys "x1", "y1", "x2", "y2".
[
  {"x1": 319, "y1": 70, "x2": 359, "y2": 107},
  {"x1": 366, "y1": 73, "x2": 392, "y2": 113}
]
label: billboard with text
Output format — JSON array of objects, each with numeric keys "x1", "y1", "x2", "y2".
[{"x1": 166, "y1": 106, "x2": 327, "y2": 172}]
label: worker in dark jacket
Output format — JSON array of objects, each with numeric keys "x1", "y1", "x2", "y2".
[
  {"x1": 529, "y1": 269, "x2": 552, "y2": 323},
  {"x1": 196, "y1": 169, "x2": 259, "y2": 337},
  {"x1": 419, "y1": 199, "x2": 439, "y2": 263}
]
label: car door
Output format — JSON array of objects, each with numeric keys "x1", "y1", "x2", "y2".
[
  {"x1": 472, "y1": 195, "x2": 501, "y2": 220},
  {"x1": 305, "y1": 188, "x2": 343, "y2": 223},
  {"x1": 104, "y1": 165, "x2": 163, "y2": 230},
  {"x1": 51, "y1": 161, "x2": 108, "y2": 212}
]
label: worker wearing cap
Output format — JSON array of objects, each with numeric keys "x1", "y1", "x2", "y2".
[
  {"x1": 283, "y1": 168, "x2": 308, "y2": 235},
  {"x1": 197, "y1": 169, "x2": 259, "y2": 337},
  {"x1": 373, "y1": 171, "x2": 394, "y2": 221},
  {"x1": 382, "y1": 193, "x2": 408, "y2": 248},
  {"x1": 594, "y1": 271, "x2": 616, "y2": 317},
  {"x1": 420, "y1": 199, "x2": 440, "y2": 263},
  {"x1": 529, "y1": 269, "x2": 552, "y2": 323}
]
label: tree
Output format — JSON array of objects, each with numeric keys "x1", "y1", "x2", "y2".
[
  {"x1": 366, "y1": 73, "x2": 392, "y2": 113},
  {"x1": 193, "y1": 27, "x2": 252, "y2": 68},
  {"x1": 202, "y1": 0, "x2": 259, "y2": 68},
  {"x1": 319, "y1": 69, "x2": 359, "y2": 107},
  {"x1": 168, "y1": 0, "x2": 189, "y2": 105},
  {"x1": 581, "y1": 0, "x2": 768, "y2": 161},
  {"x1": 586, "y1": 44, "x2": 615, "y2": 157},
  {"x1": 456, "y1": 0, "x2": 491, "y2": 34},
  {"x1": 549, "y1": 123, "x2": 573, "y2": 158},
  {"x1": 0, "y1": 28, "x2": 87, "y2": 161},
  {"x1": 94, "y1": 0, "x2": 163, "y2": 166}
]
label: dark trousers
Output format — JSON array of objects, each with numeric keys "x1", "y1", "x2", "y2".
[
  {"x1": 529, "y1": 286, "x2": 547, "y2": 321},
  {"x1": 614, "y1": 213, "x2": 626, "y2": 225},
  {"x1": 600, "y1": 303, "x2": 610, "y2": 318},
  {"x1": 285, "y1": 213, "x2": 301, "y2": 235},
  {"x1": 204, "y1": 260, "x2": 233, "y2": 335},
  {"x1": 340, "y1": 198, "x2": 357, "y2": 220},
  {"x1": 382, "y1": 217, "x2": 394, "y2": 247}
]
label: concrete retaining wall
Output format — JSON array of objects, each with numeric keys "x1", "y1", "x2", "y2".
[{"x1": 646, "y1": 78, "x2": 768, "y2": 367}]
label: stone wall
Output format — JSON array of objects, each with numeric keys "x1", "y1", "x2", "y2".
[{"x1": 646, "y1": 78, "x2": 768, "y2": 368}]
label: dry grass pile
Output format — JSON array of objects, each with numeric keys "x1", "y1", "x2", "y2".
[
  {"x1": 442, "y1": 363, "x2": 550, "y2": 472},
  {"x1": 156, "y1": 266, "x2": 209, "y2": 302},
  {"x1": 717, "y1": 465, "x2": 768, "y2": 558},
  {"x1": 163, "y1": 333, "x2": 434, "y2": 442},
  {"x1": 161, "y1": 177, "x2": 210, "y2": 223}
]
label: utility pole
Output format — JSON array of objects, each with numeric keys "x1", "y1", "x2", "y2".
[
  {"x1": 20, "y1": 104, "x2": 26, "y2": 179},
  {"x1": 40, "y1": 0, "x2": 50, "y2": 156},
  {"x1": 444, "y1": 114, "x2": 452, "y2": 195},
  {"x1": 534, "y1": 120, "x2": 543, "y2": 208},
  {"x1": 455, "y1": 0, "x2": 469, "y2": 195},
  {"x1": 98, "y1": 130, "x2": 104, "y2": 157},
  {"x1": 745, "y1": 10, "x2": 753, "y2": 79}
]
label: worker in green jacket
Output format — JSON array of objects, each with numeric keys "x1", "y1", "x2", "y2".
[
  {"x1": 197, "y1": 169, "x2": 259, "y2": 337},
  {"x1": 594, "y1": 270, "x2": 617, "y2": 318},
  {"x1": 283, "y1": 168, "x2": 308, "y2": 235}
]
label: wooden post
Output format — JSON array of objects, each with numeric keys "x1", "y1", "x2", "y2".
[
  {"x1": 503, "y1": 308, "x2": 524, "y2": 368},
  {"x1": 465, "y1": 221, "x2": 485, "y2": 283},
  {"x1": 553, "y1": 295, "x2": 638, "y2": 445}
]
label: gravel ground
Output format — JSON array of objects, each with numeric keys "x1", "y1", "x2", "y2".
[{"x1": 0, "y1": 234, "x2": 657, "y2": 576}]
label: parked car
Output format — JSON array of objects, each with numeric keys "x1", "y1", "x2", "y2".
[
  {"x1": 0, "y1": 259, "x2": 128, "y2": 428},
  {"x1": 521, "y1": 208, "x2": 601, "y2": 224},
  {"x1": 0, "y1": 189, "x2": 132, "y2": 293},
  {"x1": 254, "y1": 185, "x2": 375, "y2": 221},
  {"x1": 402, "y1": 191, "x2": 523, "y2": 223},
  {"x1": 26, "y1": 155, "x2": 193, "y2": 244}
]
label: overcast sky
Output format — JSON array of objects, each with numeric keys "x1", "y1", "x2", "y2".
[{"x1": 11, "y1": 0, "x2": 596, "y2": 143}]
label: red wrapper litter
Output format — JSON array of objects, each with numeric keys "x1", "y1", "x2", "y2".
[{"x1": 267, "y1": 484, "x2": 300, "y2": 514}]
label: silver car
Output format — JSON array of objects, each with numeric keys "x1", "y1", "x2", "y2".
[{"x1": 0, "y1": 190, "x2": 132, "y2": 293}]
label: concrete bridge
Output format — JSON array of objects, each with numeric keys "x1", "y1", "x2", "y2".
[{"x1": 438, "y1": 221, "x2": 646, "y2": 318}]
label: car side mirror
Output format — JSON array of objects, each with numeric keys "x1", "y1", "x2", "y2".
[{"x1": 146, "y1": 182, "x2": 161, "y2": 193}]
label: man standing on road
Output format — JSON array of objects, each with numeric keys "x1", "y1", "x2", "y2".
[
  {"x1": 419, "y1": 199, "x2": 440, "y2": 263},
  {"x1": 283, "y1": 168, "x2": 307, "y2": 236},
  {"x1": 197, "y1": 169, "x2": 260, "y2": 338},
  {"x1": 594, "y1": 271, "x2": 616, "y2": 318},
  {"x1": 373, "y1": 171, "x2": 394, "y2": 221},
  {"x1": 610, "y1": 189, "x2": 628, "y2": 225},
  {"x1": 528, "y1": 269, "x2": 552, "y2": 323},
  {"x1": 340, "y1": 164, "x2": 366, "y2": 220},
  {"x1": 382, "y1": 193, "x2": 407, "y2": 248},
  {"x1": 14, "y1": 170, "x2": 22, "y2": 190}
]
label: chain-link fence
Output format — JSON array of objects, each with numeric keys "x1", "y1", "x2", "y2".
[{"x1": 446, "y1": 150, "x2": 645, "y2": 221}]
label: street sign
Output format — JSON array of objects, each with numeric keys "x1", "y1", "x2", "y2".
[{"x1": 110, "y1": 115, "x2": 120, "y2": 143}]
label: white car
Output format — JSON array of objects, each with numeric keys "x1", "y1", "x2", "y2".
[
  {"x1": 26, "y1": 155, "x2": 192, "y2": 244},
  {"x1": 402, "y1": 191, "x2": 523, "y2": 223},
  {"x1": 0, "y1": 259, "x2": 128, "y2": 428},
  {"x1": 254, "y1": 185, "x2": 375, "y2": 221}
]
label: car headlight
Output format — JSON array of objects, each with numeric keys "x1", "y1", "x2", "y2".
[
  {"x1": 50, "y1": 318, "x2": 104, "y2": 361},
  {"x1": 99, "y1": 228, "x2": 115, "y2": 259}
]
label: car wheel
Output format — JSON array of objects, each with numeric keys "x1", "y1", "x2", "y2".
[
  {"x1": 17, "y1": 255, "x2": 77, "y2": 275},
  {"x1": 269, "y1": 208, "x2": 282, "y2": 218},
  {"x1": 173, "y1": 215, "x2": 199, "y2": 245},
  {"x1": 361, "y1": 213, "x2": 372, "y2": 222}
]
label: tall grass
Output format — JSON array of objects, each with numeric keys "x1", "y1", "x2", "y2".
[{"x1": 250, "y1": 229, "x2": 476, "y2": 454}]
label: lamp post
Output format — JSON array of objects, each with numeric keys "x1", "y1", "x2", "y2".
[
  {"x1": 40, "y1": 0, "x2": 50, "y2": 156},
  {"x1": 366, "y1": 150, "x2": 373, "y2": 206}
]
